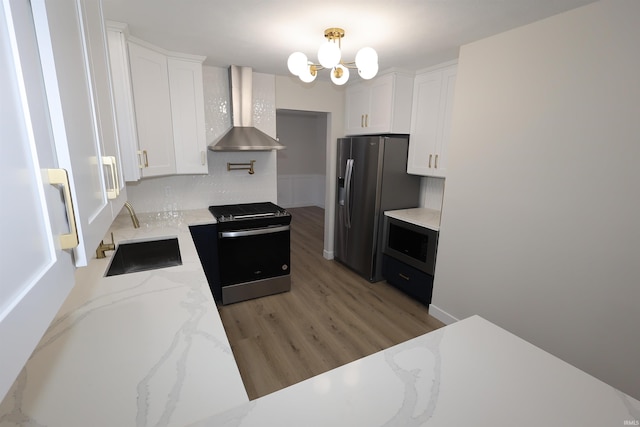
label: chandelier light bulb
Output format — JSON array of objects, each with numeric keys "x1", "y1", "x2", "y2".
[
  {"x1": 330, "y1": 64, "x2": 350, "y2": 85},
  {"x1": 317, "y1": 41, "x2": 341, "y2": 69},
  {"x1": 355, "y1": 47, "x2": 378, "y2": 70},
  {"x1": 358, "y1": 62, "x2": 379, "y2": 80},
  {"x1": 287, "y1": 52, "x2": 308, "y2": 76},
  {"x1": 298, "y1": 64, "x2": 317, "y2": 83}
]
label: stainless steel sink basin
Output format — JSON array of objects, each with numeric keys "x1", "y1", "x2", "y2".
[{"x1": 105, "y1": 237, "x2": 182, "y2": 277}]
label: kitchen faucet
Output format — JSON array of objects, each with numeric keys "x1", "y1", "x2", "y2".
[
  {"x1": 96, "y1": 232, "x2": 115, "y2": 259},
  {"x1": 96, "y1": 202, "x2": 140, "y2": 259},
  {"x1": 124, "y1": 201, "x2": 140, "y2": 229}
]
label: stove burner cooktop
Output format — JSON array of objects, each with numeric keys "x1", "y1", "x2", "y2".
[{"x1": 208, "y1": 202, "x2": 290, "y2": 229}]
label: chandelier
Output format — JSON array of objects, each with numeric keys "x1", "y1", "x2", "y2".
[{"x1": 287, "y1": 27, "x2": 378, "y2": 85}]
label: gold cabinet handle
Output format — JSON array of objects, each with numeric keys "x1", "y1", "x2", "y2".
[
  {"x1": 102, "y1": 156, "x2": 118, "y2": 199},
  {"x1": 47, "y1": 168, "x2": 79, "y2": 250},
  {"x1": 365, "y1": 114, "x2": 369, "y2": 127},
  {"x1": 435, "y1": 154, "x2": 439, "y2": 169},
  {"x1": 143, "y1": 150, "x2": 149, "y2": 167},
  {"x1": 137, "y1": 150, "x2": 144, "y2": 169},
  {"x1": 361, "y1": 114, "x2": 364, "y2": 128},
  {"x1": 429, "y1": 154, "x2": 433, "y2": 168},
  {"x1": 399, "y1": 273, "x2": 410, "y2": 281},
  {"x1": 201, "y1": 150, "x2": 206, "y2": 166}
]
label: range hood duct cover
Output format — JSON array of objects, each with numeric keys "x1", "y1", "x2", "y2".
[{"x1": 208, "y1": 66, "x2": 285, "y2": 151}]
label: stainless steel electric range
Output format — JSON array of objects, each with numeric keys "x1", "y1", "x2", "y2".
[{"x1": 208, "y1": 202, "x2": 291, "y2": 305}]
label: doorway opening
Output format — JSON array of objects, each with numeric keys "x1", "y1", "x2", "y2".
[{"x1": 275, "y1": 109, "x2": 328, "y2": 209}]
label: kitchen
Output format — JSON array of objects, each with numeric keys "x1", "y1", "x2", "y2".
[{"x1": 2, "y1": 0, "x2": 640, "y2": 425}]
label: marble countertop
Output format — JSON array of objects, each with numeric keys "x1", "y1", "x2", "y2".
[
  {"x1": 385, "y1": 207, "x2": 441, "y2": 231},
  {"x1": 1, "y1": 209, "x2": 638, "y2": 427},
  {"x1": 0, "y1": 209, "x2": 247, "y2": 427},
  {"x1": 194, "y1": 315, "x2": 640, "y2": 427}
]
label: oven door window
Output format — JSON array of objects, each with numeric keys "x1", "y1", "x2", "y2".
[{"x1": 218, "y1": 227, "x2": 290, "y2": 286}]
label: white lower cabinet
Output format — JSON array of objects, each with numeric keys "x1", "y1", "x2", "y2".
[
  {"x1": 107, "y1": 29, "x2": 207, "y2": 180},
  {"x1": 1, "y1": 0, "x2": 120, "y2": 401},
  {"x1": 407, "y1": 62, "x2": 457, "y2": 177}
]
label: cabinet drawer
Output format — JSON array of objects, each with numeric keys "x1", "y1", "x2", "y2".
[{"x1": 382, "y1": 254, "x2": 434, "y2": 305}]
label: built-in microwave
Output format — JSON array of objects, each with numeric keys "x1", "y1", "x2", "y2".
[{"x1": 383, "y1": 216, "x2": 438, "y2": 276}]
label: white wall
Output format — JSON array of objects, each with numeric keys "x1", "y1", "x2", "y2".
[
  {"x1": 126, "y1": 66, "x2": 278, "y2": 212},
  {"x1": 432, "y1": 0, "x2": 640, "y2": 399},
  {"x1": 275, "y1": 76, "x2": 345, "y2": 258}
]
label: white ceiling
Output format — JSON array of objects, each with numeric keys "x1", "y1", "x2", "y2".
[{"x1": 102, "y1": 0, "x2": 597, "y2": 80}]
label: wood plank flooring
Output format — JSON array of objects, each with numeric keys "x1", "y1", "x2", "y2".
[{"x1": 217, "y1": 206, "x2": 445, "y2": 400}]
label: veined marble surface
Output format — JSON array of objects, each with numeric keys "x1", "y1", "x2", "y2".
[
  {"x1": 385, "y1": 207, "x2": 441, "y2": 231},
  {"x1": 0, "y1": 209, "x2": 248, "y2": 427},
  {"x1": 192, "y1": 315, "x2": 640, "y2": 427},
  {"x1": 1, "y1": 209, "x2": 639, "y2": 427}
]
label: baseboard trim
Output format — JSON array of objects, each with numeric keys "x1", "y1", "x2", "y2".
[
  {"x1": 428, "y1": 304, "x2": 459, "y2": 325},
  {"x1": 323, "y1": 249, "x2": 334, "y2": 260}
]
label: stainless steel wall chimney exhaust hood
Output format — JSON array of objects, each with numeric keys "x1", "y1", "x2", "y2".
[{"x1": 208, "y1": 66, "x2": 285, "y2": 151}]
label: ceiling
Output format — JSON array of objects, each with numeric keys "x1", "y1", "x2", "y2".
[{"x1": 102, "y1": 0, "x2": 597, "y2": 81}]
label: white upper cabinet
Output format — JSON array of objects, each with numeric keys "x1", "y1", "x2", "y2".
[
  {"x1": 407, "y1": 62, "x2": 457, "y2": 177},
  {"x1": 106, "y1": 22, "x2": 141, "y2": 182},
  {"x1": 79, "y1": 0, "x2": 126, "y2": 219},
  {"x1": 345, "y1": 72, "x2": 413, "y2": 136},
  {"x1": 168, "y1": 57, "x2": 207, "y2": 174},
  {"x1": 31, "y1": 0, "x2": 124, "y2": 266},
  {"x1": 128, "y1": 40, "x2": 176, "y2": 177},
  {"x1": 108, "y1": 30, "x2": 207, "y2": 180},
  {"x1": 1, "y1": 0, "x2": 116, "y2": 400}
]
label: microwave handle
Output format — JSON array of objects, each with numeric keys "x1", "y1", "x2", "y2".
[{"x1": 344, "y1": 158, "x2": 354, "y2": 228}]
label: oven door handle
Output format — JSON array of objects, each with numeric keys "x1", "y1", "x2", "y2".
[{"x1": 219, "y1": 225, "x2": 290, "y2": 238}]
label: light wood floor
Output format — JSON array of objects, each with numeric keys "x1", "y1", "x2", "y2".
[{"x1": 217, "y1": 206, "x2": 445, "y2": 400}]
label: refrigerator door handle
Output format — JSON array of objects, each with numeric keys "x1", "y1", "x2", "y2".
[{"x1": 345, "y1": 158, "x2": 354, "y2": 228}]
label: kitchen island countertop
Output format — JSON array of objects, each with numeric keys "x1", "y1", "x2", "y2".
[
  {"x1": 1, "y1": 209, "x2": 638, "y2": 427},
  {"x1": 385, "y1": 207, "x2": 441, "y2": 231}
]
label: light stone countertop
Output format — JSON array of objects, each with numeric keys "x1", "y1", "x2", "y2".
[
  {"x1": 193, "y1": 315, "x2": 640, "y2": 427},
  {"x1": 0, "y1": 209, "x2": 248, "y2": 427},
  {"x1": 385, "y1": 207, "x2": 441, "y2": 231},
  {"x1": 1, "y1": 209, "x2": 639, "y2": 427}
]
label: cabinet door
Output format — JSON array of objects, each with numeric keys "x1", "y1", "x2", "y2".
[
  {"x1": 435, "y1": 67, "x2": 457, "y2": 177},
  {"x1": 407, "y1": 65, "x2": 456, "y2": 177},
  {"x1": 345, "y1": 82, "x2": 369, "y2": 135},
  {"x1": 1, "y1": 0, "x2": 76, "y2": 399},
  {"x1": 365, "y1": 74, "x2": 394, "y2": 133},
  {"x1": 107, "y1": 24, "x2": 141, "y2": 182},
  {"x1": 128, "y1": 41, "x2": 176, "y2": 177},
  {"x1": 408, "y1": 71, "x2": 441, "y2": 175},
  {"x1": 168, "y1": 57, "x2": 207, "y2": 174},
  {"x1": 32, "y1": 0, "x2": 115, "y2": 265},
  {"x1": 80, "y1": 0, "x2": 126, "y2": 217}
]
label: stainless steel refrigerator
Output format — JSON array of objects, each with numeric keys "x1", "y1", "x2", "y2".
[{"x1": 335, "y1": 135, "x2": 421, "y2": 282}]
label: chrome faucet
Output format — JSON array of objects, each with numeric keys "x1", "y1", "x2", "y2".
[{"x1": 124, "y1": 201, "x2": 140, "y2": 229}]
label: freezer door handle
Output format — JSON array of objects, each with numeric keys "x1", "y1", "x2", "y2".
[{"x1": 344, "y1": 158, "x2": 354, "y2": 228}]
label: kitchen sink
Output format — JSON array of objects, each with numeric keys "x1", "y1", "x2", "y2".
[{"x1": 105, "y1": 237, "x2": 182, "y2": 277}]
